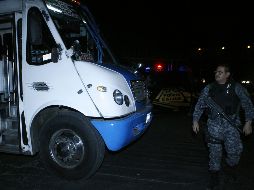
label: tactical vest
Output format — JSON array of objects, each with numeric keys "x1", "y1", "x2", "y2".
[{"x1": 208, "y1": 82, "x2": 240, "y2": 115}]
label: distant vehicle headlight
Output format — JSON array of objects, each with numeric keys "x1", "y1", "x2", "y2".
[
  {"x1": 241, "y1": 80, "x2": 251, "y2": 84},
  {"x1": 113, "y1": 90, "x2": 123, "y2": 105}
]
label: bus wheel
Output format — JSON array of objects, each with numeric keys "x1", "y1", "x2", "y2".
[{"x1": 39, "y1": 111, "x2": 105, "y2": 180}]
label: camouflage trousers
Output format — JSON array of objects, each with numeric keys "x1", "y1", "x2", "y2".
[{"x1": 206, "y1": 118, "x2": 243, "y2": 171}]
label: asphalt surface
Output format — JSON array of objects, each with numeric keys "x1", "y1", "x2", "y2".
[{"x1": 0, "y1": 107, "x2": 254, "y2": 190}]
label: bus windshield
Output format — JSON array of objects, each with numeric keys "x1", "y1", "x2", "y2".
[{"x1": 45, "y1": 0, "x2": 117, "y2": 64}]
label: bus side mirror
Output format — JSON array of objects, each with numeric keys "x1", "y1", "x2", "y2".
[{"x1": 51, "y1": 48, "x2": 59, "y2": 63}]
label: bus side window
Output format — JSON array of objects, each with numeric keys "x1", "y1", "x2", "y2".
[
  {"x1": 0, "y1": 35, "x2": 2, "y2": 59},
  {"x1": 26, "y1": 7, "x2": 57, "y2": 65}
]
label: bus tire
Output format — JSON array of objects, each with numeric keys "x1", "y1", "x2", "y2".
[{"x1": 39, "y1": 111, "x2": 105, "y2": 180}]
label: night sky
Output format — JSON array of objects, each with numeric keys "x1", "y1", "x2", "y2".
[
  {"x1": 84, "y1": 0, "x2": 254, "y2": 78},
  {"x1": 85, "y1": 0, "x2": 187, "y2": 57}
]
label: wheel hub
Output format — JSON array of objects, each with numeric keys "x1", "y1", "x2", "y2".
[{"x1": 49, "y1": 129, "x2": 85, "y2": 169}]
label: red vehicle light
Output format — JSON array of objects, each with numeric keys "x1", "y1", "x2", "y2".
[
  {"x1": 70, "y1": 0, "x2": 80, "y2": 5},
  {"x1": 154, "y1": 63, "x2": 164, "y2": 72}
]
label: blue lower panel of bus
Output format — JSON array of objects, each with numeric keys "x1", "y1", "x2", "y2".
[{"x1": 91, "y1": 105, "x2": 152, "y2": 151}]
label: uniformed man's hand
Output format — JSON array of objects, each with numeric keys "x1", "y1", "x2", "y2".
[
  {"x1": 192, "y1": 121, "x2": 200, "y2": 134},
  {"x1": 243, "y1": 121, "x2": 252, "y2": 136}
]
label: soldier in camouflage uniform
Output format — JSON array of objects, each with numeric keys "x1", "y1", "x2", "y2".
[{"x1": 192, "y1": 64, "x2": 254, "y2": 190}]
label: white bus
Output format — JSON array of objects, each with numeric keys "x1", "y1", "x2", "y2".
[{"x1": 0, "y1": 0, "x2": 152, "y2": 180}]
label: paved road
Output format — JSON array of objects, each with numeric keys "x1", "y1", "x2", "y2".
[{"x1": 0, "y1": 107, "x2": 254, "y2": 190}]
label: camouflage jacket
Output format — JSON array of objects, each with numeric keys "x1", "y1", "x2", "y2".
[{"x1": 193, "y1": 82, "x2": 254, "y2": 123}]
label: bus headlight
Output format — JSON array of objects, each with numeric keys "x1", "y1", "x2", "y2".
[
  {"x1": 113, "y1": 90, "x2": 123, "y2": 105},
  {"x1": 124, "y1": 95, "x2": 130, "y2": 107}
]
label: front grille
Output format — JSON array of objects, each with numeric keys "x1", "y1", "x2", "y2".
[{"x1": 130, "y1": 80, "x2": 147, "y2": 102}]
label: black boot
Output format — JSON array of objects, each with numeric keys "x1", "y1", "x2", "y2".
[
  {"x1": 206, "y1": 170, "x2": 221, "y2": 190},
  {"x1": 224, "y1": 165, "x2": 238, "y2": 183}
]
